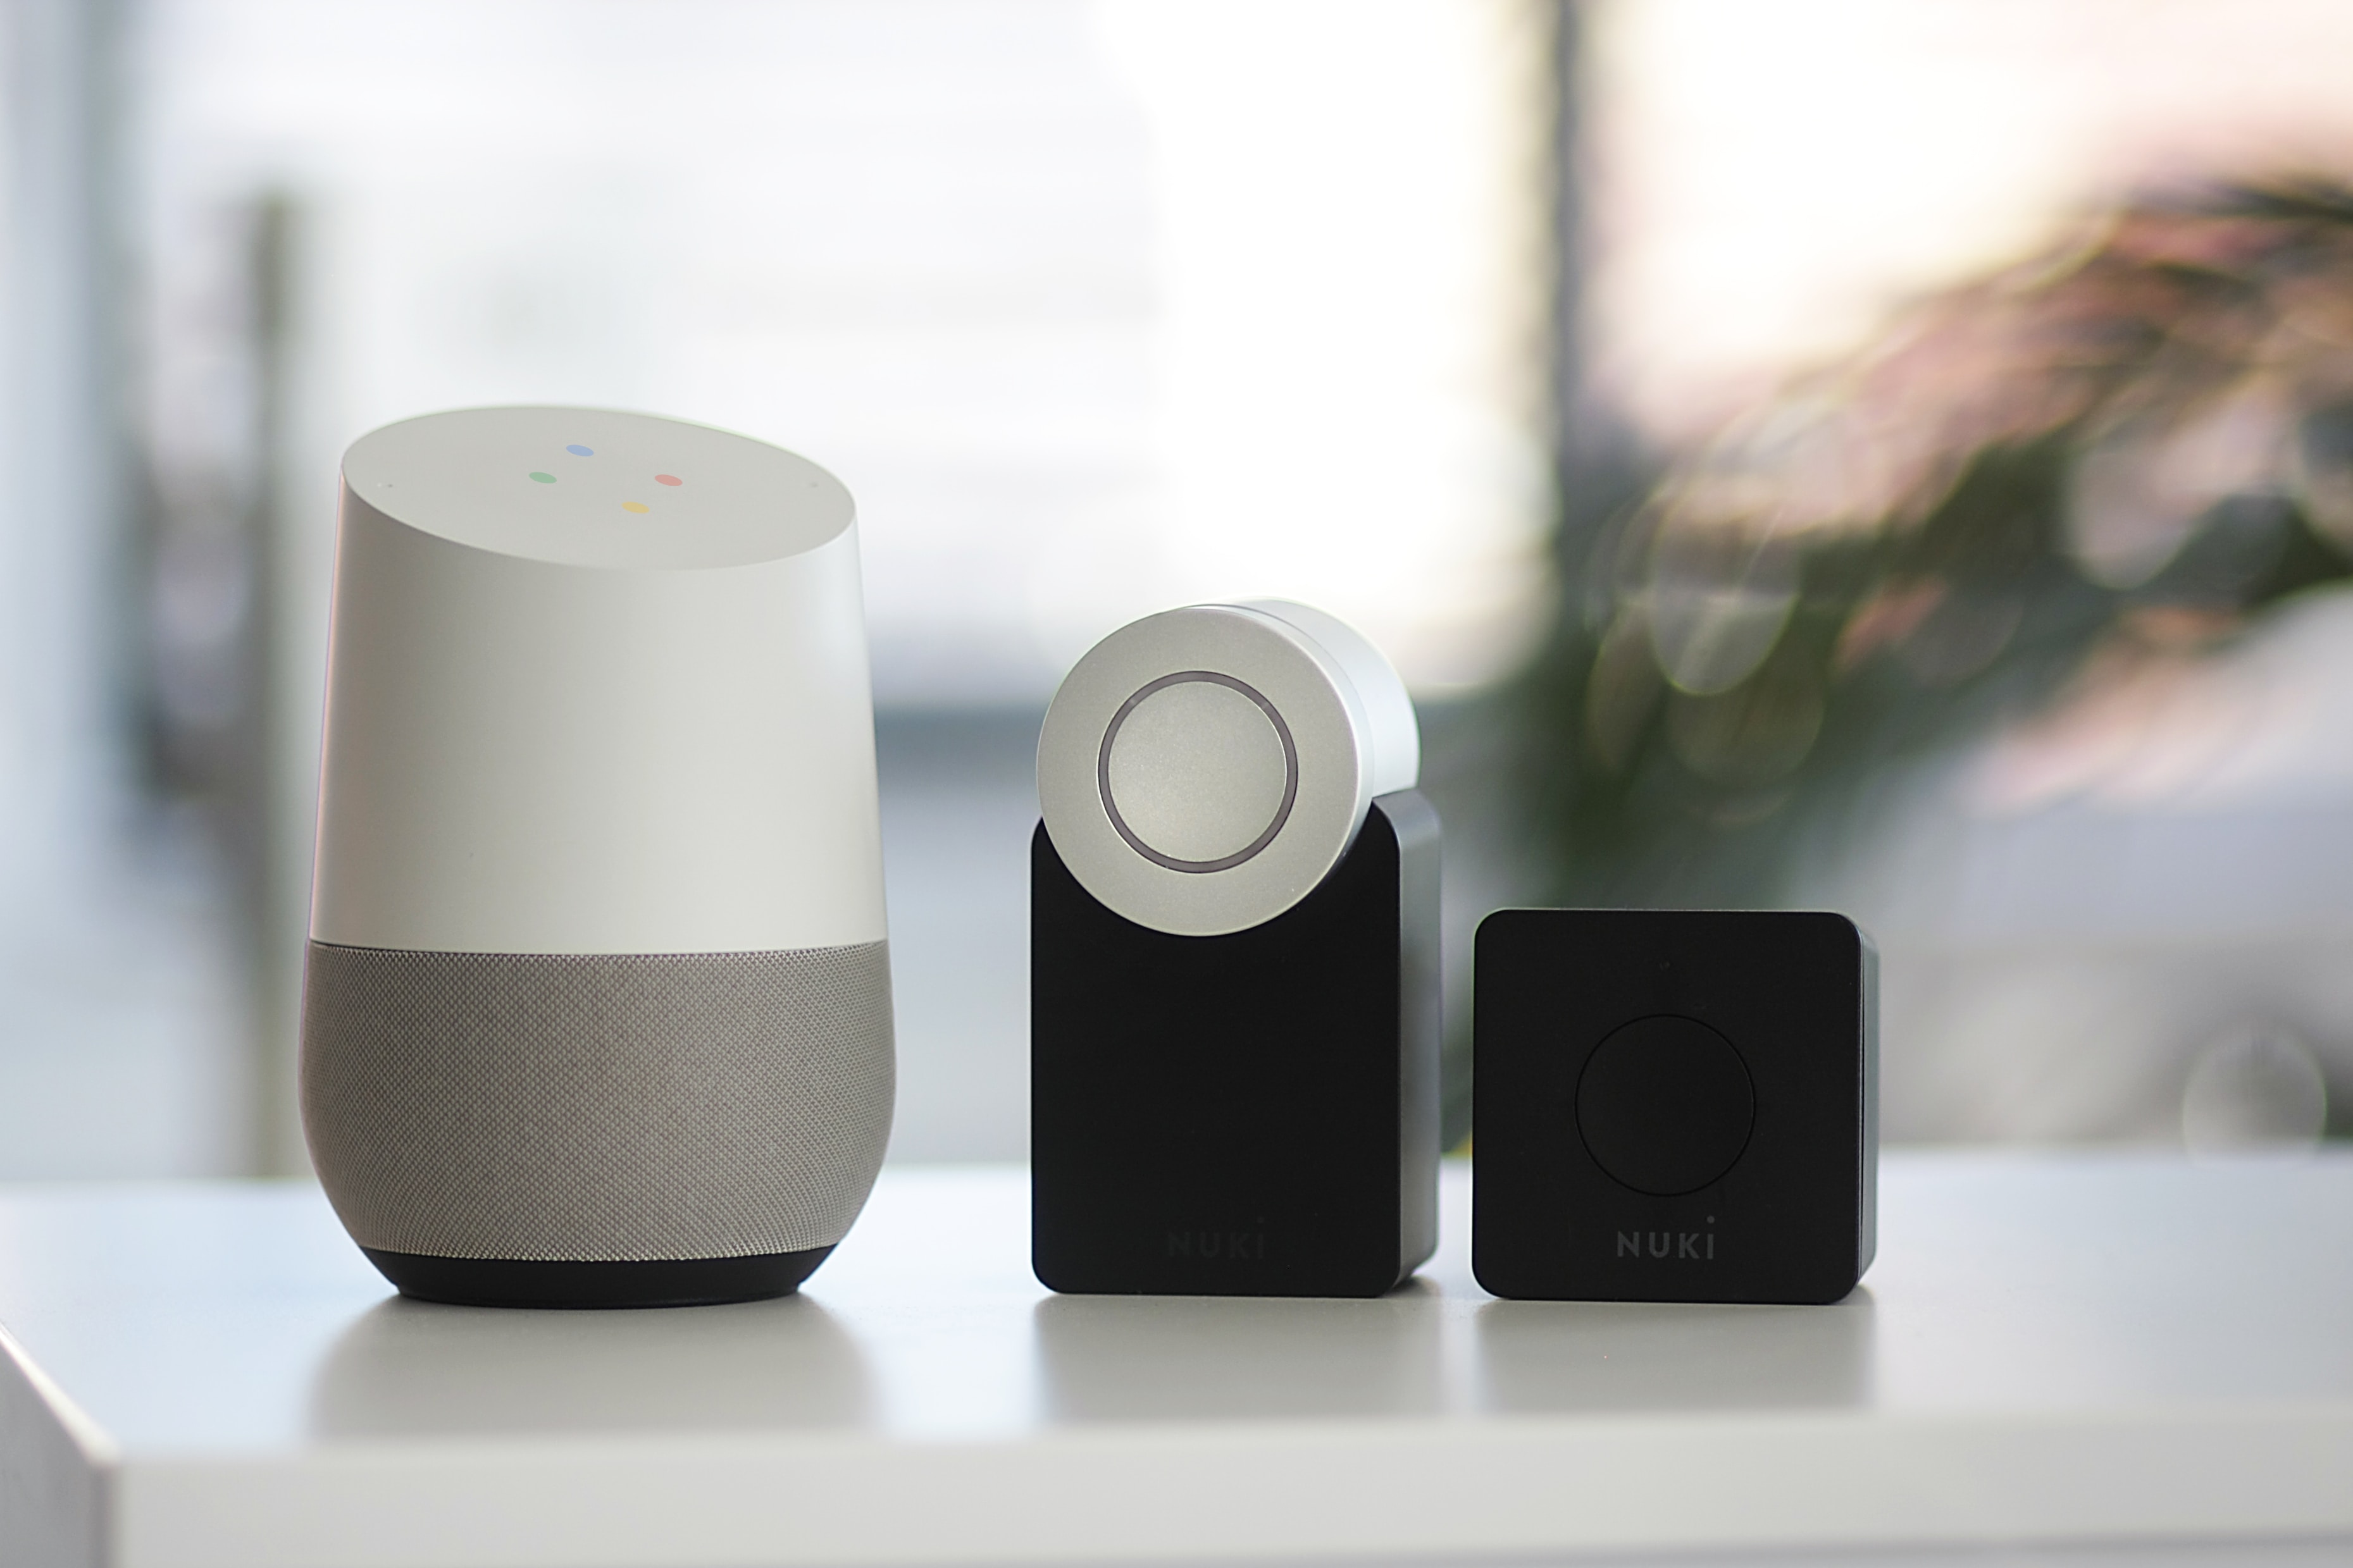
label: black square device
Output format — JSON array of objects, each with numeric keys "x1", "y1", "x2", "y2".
[{"x1": 1472, "y1": 909, "x2": 1877, "y2": 1304}]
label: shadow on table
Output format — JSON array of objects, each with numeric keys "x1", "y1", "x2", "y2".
[
  {"x1": 309, "y1": 1291, "x2": 874, "y2": 1439},
  {"x1": 1034, "y1": 1281, "x2": 1444, "y2": 1421},
  {"x1": 1474, "y1": 1287, "x2": 1877, "y2": 1413}
]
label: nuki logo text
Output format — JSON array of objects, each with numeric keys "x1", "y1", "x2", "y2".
[
  {"x1": 1617, "y1": 1217, "x2": 1717, "y2": 1261},
  {"x1": 1166, "y1": 1228, "x2": 1267, "y2": 1262}
]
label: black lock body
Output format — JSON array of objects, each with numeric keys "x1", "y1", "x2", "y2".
[{"x1": 1031, "y1": 792, "x2": 1441, "y2": 1297}]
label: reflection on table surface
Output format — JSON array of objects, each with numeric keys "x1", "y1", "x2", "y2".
[
  {"x1": 1474, "y1": 1290, "x2": 1874, "y2": 1413},
  {"x1": 0, "y1": 1156, "x2": 2347, "y2": 1455},
  {"x1": 310, "y1": 1293, "x2": 873, "y2": 1439},
  {"x1": 1034, "y1": 1283, "x2": 1445, "y2": 1422}
]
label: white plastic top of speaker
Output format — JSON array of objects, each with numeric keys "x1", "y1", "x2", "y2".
[
  {"x1": 1037, "y1": 601, "x2": 1419, "y2": 937},
  {"x1": 313, "y1": 407, "x2": 885, "y2": 956},
  {"x1": 343, "y1": 405, "x2": 853, "y2": 570}
]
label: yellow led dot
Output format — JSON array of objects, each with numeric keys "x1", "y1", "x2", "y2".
[{"x1": 622, "y1": 502, "x2": 650, "y2": 514}]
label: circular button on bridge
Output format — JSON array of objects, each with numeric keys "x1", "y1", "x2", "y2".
[
  {"x1": 1576, "y1": 1015, "x2": 1755, "y2": 1195},
  {"x1": 1098, "y1": 672, "x2": 1299, "y2": 874}
]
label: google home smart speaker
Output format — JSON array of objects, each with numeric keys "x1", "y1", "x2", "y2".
[
  {"x1": 300, "y1": 407, "x2": 893, "y2": 1309},
  {"x1": 1472, "y1": 909, "x2": 1878, "y2": 1304},
  {"x1": 1031, "y1": 602, "x2": 1439, "y2": 1297}
]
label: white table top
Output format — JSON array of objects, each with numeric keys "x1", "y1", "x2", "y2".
[{"x1": 3, "y1": 1153, "x2": 2350, "y2": 1568}]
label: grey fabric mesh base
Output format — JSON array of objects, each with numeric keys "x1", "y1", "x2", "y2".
[{"x1": 300, "y1": 941, "x2": 893, "y2": 1263}]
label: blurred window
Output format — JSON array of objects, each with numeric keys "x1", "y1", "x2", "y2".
[{"x1": 141, "y1": 0, "x2": 1556, "y2": 705}]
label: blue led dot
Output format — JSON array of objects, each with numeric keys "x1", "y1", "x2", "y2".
[{"x1": 566, "y1": 444, "x2": 593, "y2": 456}]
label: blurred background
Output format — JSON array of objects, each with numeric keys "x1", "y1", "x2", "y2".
[{"x1": 3, "y1": 0, "x2": 2349, "y2": 1178}]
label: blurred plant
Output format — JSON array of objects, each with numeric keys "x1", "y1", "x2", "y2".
[{"x1": 1517, "y1": 179, "x2": 2353, "y2": 909}]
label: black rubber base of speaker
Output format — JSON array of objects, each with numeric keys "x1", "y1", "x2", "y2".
[{"x1": 363, "y1": 1245, "x2": 835, "y2": 1309}]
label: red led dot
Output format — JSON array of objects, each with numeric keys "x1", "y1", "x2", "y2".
[{"x1": 654, "y1": 473, "x2": 683, "y2": 486}]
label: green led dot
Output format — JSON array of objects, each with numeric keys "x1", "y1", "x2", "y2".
[{"x1": 528, "y1": 471, "x2": 556, "y2": 484}]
